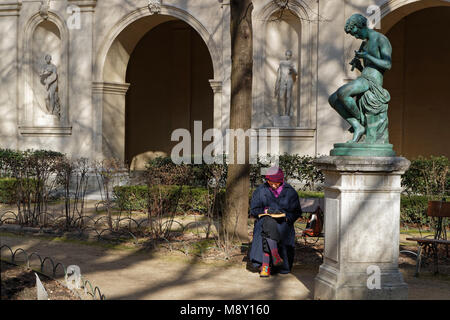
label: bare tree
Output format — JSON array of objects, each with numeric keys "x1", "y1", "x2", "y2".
[{"x1": 223, "y1": 0, "x2": 254, "y2": 243}]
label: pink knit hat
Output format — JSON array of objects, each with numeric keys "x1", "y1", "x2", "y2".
[{"x1": 265, "y1": 166, "x2": 284, "y2": 183}]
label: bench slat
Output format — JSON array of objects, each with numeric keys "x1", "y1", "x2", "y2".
[
  {"x1": 427, "y1": 201, "x2": 450, "y2": 217},
  {"x1": 406, "y1": 237, "x2": 450, "y2": 245}
]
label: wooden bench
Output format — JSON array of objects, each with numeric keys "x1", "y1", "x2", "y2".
[{"x1": 406, "y1": 200, "x2": 449, "y2": 276}]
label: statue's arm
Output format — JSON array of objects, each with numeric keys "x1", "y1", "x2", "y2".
[
  {"x1": 361, "y1": 37, "x2": 392, "y2": 71},
  {"x1": 350, "y1": 42, "x2": 365, "y2": 72},
  {"x1": 40, "y1": 69, "x2": 51, "y2": 77},
  {"x1": 291, "y1": 63, "x2": 298, "y2": 76}
]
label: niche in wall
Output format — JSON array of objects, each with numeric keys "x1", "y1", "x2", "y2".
[
  {"x1": 20, "y1": 15, "x2": 71, "y2": 136},
  {"x1": 256, "y1": 9, "x2": 303, "y2": 128}
]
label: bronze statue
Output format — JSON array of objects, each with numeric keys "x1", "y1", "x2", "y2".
[{"x1": 329, "y1": 14, "x2": 392, "y2": 146}]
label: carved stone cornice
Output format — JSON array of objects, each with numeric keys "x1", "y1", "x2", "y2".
[
  {"x1": 148, "y1": 0, "x2": 162, "y2": 15},
  {"x1": 19, "y1": 126, "x2": 73, "y2": 137},
  {"x1": 0, "y1": 1, "x2": 22, "y2": 17},
  {"x1": 209, "y1": 80, "x2": 223, "y2": 94},
  {"x1": 93, "y1": 82, "x2": 130, "y2": 96},
  {"x1": 67, "y1": 0, "x2": 97, "y2": 12},
  {"x1": 39, "y1": 0, "x2": 50, "y2": 20}
]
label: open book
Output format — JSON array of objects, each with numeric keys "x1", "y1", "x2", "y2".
[{"x1": 258, "y1": 212, "x2": 286, "y2": 219}]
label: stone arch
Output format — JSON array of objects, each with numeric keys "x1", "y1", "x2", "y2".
[
  {"x1": 381, "y1": 0, "x2": 450, "y2": 158},
  {"x1": 379, "y1": 0, "x2": 450, "y2": 33},
  {"x1": 253, "y1": 0, "x2": 318, "y2": 130},
  {"x1": 93, "y1": 5, "x2": 222, "y2": 161},
  {"x1": 18, "y1": 12, "x2": 70, "y2": 134},
  {"x1": 94, "y1": 5, "x2": 222, "y2": 83}
]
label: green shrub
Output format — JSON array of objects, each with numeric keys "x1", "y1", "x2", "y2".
[
  {"x1": 0, "y1": 178, "x2": 38, "y2": 204},
  {"x1": 113, "y1": 184, "x2": 226, "y2": 215},
  {"x1": 147, "y1": 154, "x2": 325, "y2": 191},
  {"x1": 400, "y1": 195, "x2": 430, "y2": 226},
  {"x1": 402, "y1": 156, "x2": 449, "y2": 196},
  {"x1": 146, "y1": 156, "x2": 228, "y2": 188},
  {"x1": 0, "y1": 178, "x2": 18, "y2": 203},
  {"x1": 297, "y1": 190, "x2": 324, "y2": 198},
  {"x1": 113, "y1": 185, "x2": 149, "y2": 212}
]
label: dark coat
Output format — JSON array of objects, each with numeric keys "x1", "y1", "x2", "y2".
[{"x1": 248, "y1": 182, "x2": 302, "y2": 272}]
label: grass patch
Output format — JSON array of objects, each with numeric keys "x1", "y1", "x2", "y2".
[
  {"x1": 297, "y1": 191, "x2": 324, "y2": 198},
  {"x1": 0, "y1": 231, "x2": 137, "y2": 251}
]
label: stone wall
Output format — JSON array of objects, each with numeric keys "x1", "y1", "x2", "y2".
[{"x1": 0, "y1": 0, "x2": 448, "y2": 163}]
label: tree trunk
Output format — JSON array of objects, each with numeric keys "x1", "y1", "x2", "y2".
[{"x1": 223, "y1": 0, "x2": 253, "y2": 243}]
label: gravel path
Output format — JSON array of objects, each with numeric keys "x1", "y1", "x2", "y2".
[
  {"x1": 1, "y1": 233, "x2": 449, "y2": 300},
  {"x1": 0, "y1": 234, "x2": 315, "y2": 300}
]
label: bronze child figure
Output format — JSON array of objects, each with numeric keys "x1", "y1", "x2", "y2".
[{"x1": 328, "y1": 13, "x2": 392, "y2": 145}]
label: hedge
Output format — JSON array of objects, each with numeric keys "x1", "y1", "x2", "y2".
[
  {"x1": 0, "y1": 178, "x2": 37, "y2": 204},
  {"x1": 113, "y1": 184, "x2": 326, "y2": 214},
  {"x1": 146, "y1": 154, "x2": 325, "y2": 190},
  {"x1": 113, "y1": 185, "x2": 226, "y2": 214},
  {"x1": 0, "y1": 178, "x2": 18, "y2": 204}
]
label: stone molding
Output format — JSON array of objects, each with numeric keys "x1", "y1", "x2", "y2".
[
  {"x1": 314, "y1": 156, "x2": 411, "y2": 173},
  {"x1": 209, "y1": 80, "x2": 223, "y2": 94},
  {"x1": 19, "y1": 126, "x2": 72, "y2": 137},
  {"x1": 0, "y1": 1, "x2": 22, "y2": 16},
  {"x1": 148, "y1": 0, "x2": 161, "y2": 15},
  {"x1": 251, "y1": 128, "x2": 316, "y2": 139},
  {"x1": 67, "y1": 0, "x2": 97, "y2": 12},
  {"x1": 92, "y1": 81, "x2": 130, "y2": 96}
]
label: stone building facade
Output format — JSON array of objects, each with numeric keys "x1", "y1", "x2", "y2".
[{"x1": 0, "y1": 0, "x2": 448, "y2": 169}]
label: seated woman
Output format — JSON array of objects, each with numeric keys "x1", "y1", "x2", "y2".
[{"x1": 249, "y1": 167, "x2": 302, "y2": 277}]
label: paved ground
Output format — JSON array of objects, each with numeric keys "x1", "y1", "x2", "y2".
[
  {"x1": 1, "y1": 233, "x2": 450, "y2": 300},
  {"x1": 0, "y1": 234, "x2": 315, "y2": 300}
]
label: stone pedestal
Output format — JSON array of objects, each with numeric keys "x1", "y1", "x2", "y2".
[
  {"x1": 36, "y1": 114, "x2": 60, "y2": 127},
  {"x1": 273, "y1": 115, "x2": 291, "y2": 127},
  {"x1": 313, "y1": 156, "x2": 410, "y2": 300}
]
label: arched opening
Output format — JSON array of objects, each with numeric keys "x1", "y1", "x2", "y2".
[
  {"x1": 98, "y1": 13, "x2": 215, "y2": 168},
  {"x1": 383, "y1": 5, "x2": 450, "y2": 158},
  {"x1": 125, "y1": 20, "x2": 213, "y2": 169}
]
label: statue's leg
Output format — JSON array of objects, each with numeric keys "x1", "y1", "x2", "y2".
[
  {"x1": 49, "y1": 86, "x2": 56, "y2": 114},
  {"x1": 336, "y1": 79, "x2": 369, "y2": 120},
  {"x1": 279, "y1": 85, "x2": 287, "y2": 116},
  {"x1": 331, "y1": 78, "x2": 370, "y2": 143},
  {"x1": 286, "y1": 81, "x2": 293, "y2": 116},
  {"x1": 329, "y1": 92, "x2": 353, "y2": 119}
]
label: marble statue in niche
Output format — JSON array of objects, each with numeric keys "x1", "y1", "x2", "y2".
[
  {"x1": 40, "y1": 54, "x2": 61, "y2": 119},
  {"x1": 274, "y1": 50, "x2": 297, "y2": 127}
]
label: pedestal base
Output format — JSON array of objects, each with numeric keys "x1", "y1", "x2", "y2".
[
  {"x1": 36, "y1": 114, "x2": 60, "y2": 127},
  {"x1": 314, "y1": 264, "x2": 408, "y2": 300},
  {"x1": 313, "y1": 156, "x2": 410, "y2": 300},
  {"x1": 331, "y1": 143, "x2": 396, "y2": 157}
]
